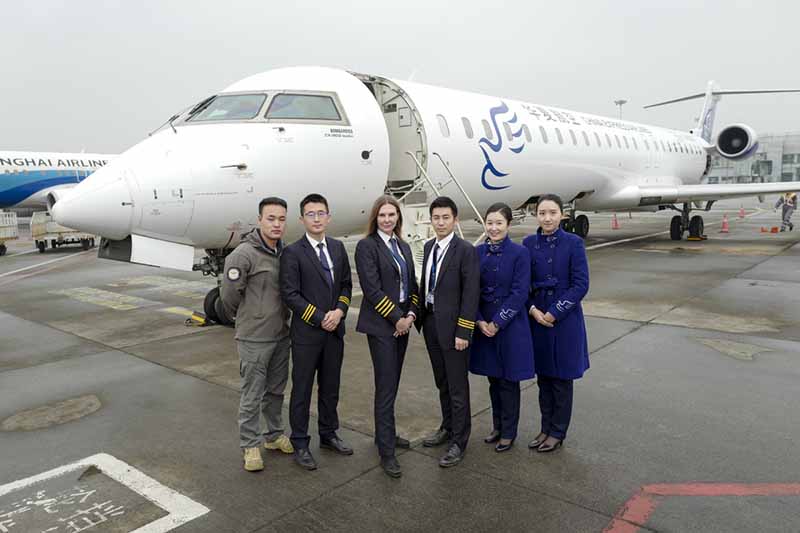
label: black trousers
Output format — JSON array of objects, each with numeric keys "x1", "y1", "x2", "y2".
[
  {"x1": 289, "y1": 334, "x2": 344, "y2": 450},
  {"x1": 367, "y1": 333, "x2": 409, "y2": 458},
  {"x1": 422, "y1": 313, "x2": 471, "y2": 449},
  {"x1": 537, "y1": 376, "x2": 574, "y2": 440},
  {"x1": 488, "y1": 377, "x2": 521, "y2": 440}
]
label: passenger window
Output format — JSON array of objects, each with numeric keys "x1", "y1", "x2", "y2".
[
  {"x1": 632, "y1": 137, "x2": 638, "y2": 150},
  {"x1": 189, "y1": 94, "x2": 266, "y2": 121},
  {"x1": 615, "y1": 135, "x2": 621, "y2": 148},
  {"x1": 556, "y1": 128, "x2": 564, "y2": 144},
  {"x1": 266, "y1": 93, "x2": 341, "y2": 120},
  {"x1": 660, "y1": 140, "x2": 667, "y2": 151},
  {"x1": 623, "y1": 136, "x2": 630, "y2": 149},
  {"x1": 482, "y1": 119, "x2": 493, "y2": 140},
  {"x1": 539, "y1": 126, "x2": 549, "y2": 143},
  {"x1": 462, "y1": 117, "x2": 474, "y2": 139},
  {"x1": 605, "y1": 133, "x2": 612, "y2": 147},
  {"x1": 644, "y1": 139, "x2": 650, "y2": 150},
  {"x1": 523, "y1": 124, "x2": 532, "y2": 143},
  {"x1": 437, "y1": 115, "x2": 450, "y2": 137},
  {"x1": 582, "y1": 131, "x2": 590, "y2": 146},
  {"x1": 594, "y1": 132, "x2": 602, "y2": 147},
  {"x1": 569, "y1": 130, "x2": 577, "y2": 145},
  {"x1": 503, "y1": 122, "x2": 513, "y2": 141}
]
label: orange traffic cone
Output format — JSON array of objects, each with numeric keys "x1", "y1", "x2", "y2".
[
  {"x1": 760, "y1": 227, "x2": 768, "y2": 233},
  {"x1": 738, "y1": 206, "x2": 746, "y2": 219},
  {"x1": 611, "y1": 213, "x2": 620, "y2": 230},
  {"x1": 720, "y1": 215, "x2": 730, "y2": 233},
  {"x1": 771, "y1": 227, "x2": 779, "y2": 233}
]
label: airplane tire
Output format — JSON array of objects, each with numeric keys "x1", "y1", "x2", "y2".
[
  {"x1": 37, "y1": 241, "x2": 46, "y2": 253},
  {"x1": 81, "y1": 239, "x2": 90, "y2": 251},
  {"x1": 670, "y1": 216, "x2": 683, "y2": 241},
  {"x1": 0, "y1": 244, "x2": 6, "y2": 256},
  {"x1": 560, "y1": 219, "x2": 574, "y2": 233},
  {"x1": 214, "y1": 296, "x2": 235, "y2": 327},
  {"x1": 574, "y1": 215, "x2": 590, "y2": 239},
  {"x1": 203, "y1": 288, "x2": 221, "y2": 324},
  {"x1": 689, "y1": 215, "x2": 704, "y2": 238}
]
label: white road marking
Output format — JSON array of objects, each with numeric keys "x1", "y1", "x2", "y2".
[
  {"x1": 0, "y1": 250, "x2": 93, "y2": 279},
  {"x1": 0, "y1": 453, "x2": 209, "y2": 532}
]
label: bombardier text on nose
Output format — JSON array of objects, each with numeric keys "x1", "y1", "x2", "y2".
[{"x1": 50, "y1": 66, "x2": 800, "y2": 322}]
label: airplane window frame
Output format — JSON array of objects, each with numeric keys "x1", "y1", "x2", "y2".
[
  {"x1": 186, "y1": 93, "x2": 268, "y2": 123},
  {"x1": 623, "y1": 136, "x2": 630, "y2": 149},
  {"x1": 569, "y1": 129, "x2": 577, "y2": 145},
  {"x1": 522, "y1": 124, "x2": 532, "y2": 143},
  {"x1": 539, "y1": 126, "x2": 549, "y2": 144},
  {"x1": 556, "y1": 128, "x2": 564, "y2": 145},
  {"x1": 605, "y1": 133, "x2": 613, "y2": 148},
  {"x1": 482, "y1": 119, "x2": 494, "y2": 140},
  {"x1": 263, "y1": 91, "x2": 350, "y2": 126},
  {"x1": 437, "y1": 115, "x2": 451, "y2": 138},
  {"x1": 582, "y1": 131, "x2": 590, "y2": 146},
  {"x1": 632, "y1": 137, "x2": 638, "y2": 150},
  {"x1": 503, "y1": 122, "x2": 514, "y2": 142},
  {"x1": 644, "y1": 139, "x2": 650, "y2": 150},
  {"x1": 594, "y1": 132, "x2": 602, "y2": 147},
  {"x1": 462, "y1": 117, "x2": 474, "y2": 139},
  {"x1": 615, "y1": 135, "x2": 622, "y2": 149}
]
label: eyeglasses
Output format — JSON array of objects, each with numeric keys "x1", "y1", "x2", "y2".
[{"x1": 303, "y1": 211, "x2": 329, "y2": 219}]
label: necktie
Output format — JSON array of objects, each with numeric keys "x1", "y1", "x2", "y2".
[
  {"x1": 428, "y1": 244, "x2": 440, "y2": 300},
  {"x1": 318, "y1": 243, "x2": 333, "y2": 287},
  {"x1": 389, "y1": 237, "x2": 408, "y2": 301}
]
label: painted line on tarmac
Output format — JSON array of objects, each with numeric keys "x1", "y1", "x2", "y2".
[
  {"x1": 604, "y1": 482, "x2": 800, "y2": 533},
  {"x1": 7, "y1": 249, "x2": 37, "y2": 257},
  {"x1": 0, "y1": 453, "x2": 209, "y2": 532},
  {"x1": 587, "y1": 209, "x2": 764, "y2": 251},
  {"x1": 0, "y1": 250, "x2": 93, "y2": 279}
]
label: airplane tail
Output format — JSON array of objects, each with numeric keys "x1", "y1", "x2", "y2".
[{"x1": 644, "y1": 82, "x2": 800, "y2": 142}]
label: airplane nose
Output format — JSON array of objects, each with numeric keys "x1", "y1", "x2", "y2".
[{"x1": 52, "y1": 176, "x2": 133, "y2": 241}]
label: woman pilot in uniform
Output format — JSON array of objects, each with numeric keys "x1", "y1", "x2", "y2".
[{"x1": 523, "y1": 193, "x2": 590, "y2": 453}]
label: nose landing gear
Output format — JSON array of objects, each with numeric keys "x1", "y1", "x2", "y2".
[
  {"x1": 669, "y1": 203, "x2": 707, "y2": 241},
  {"x1": 194, "y1": 248, "x2": 235, "y2": 327},
  {"x1": 560, "y1": 208, "x2": 590, "y2": 239}
]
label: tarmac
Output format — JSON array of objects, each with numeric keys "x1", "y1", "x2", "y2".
[{"x1": 1, "y1": 197, "x2": 799, "y2": 532}]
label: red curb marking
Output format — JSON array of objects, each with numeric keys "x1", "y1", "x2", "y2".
[{"x1": 604, "y1": 483, "x2": 800, "y2": 533}]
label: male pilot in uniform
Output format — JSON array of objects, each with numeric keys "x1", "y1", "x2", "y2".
[
  {"x1": 280, "y1": 193, "x2": 353, "y2": 470},
  {"x1": 221, "y1": 197, "x2": 294, "y2": 472},
  {"x1": 416, "y1": 196, "x2": 480, "y2": 467}
]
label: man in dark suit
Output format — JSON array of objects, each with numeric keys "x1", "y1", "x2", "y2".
[
  {"x1": 280, "y1": 193, "x2": 353, "y2": 471},
  {"x1": 416, "y1": 196, "x2": 480, "y2": 467}
]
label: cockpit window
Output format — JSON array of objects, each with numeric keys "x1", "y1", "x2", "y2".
[
  {"x1": 266, "y1": 94, "x2": 341, "y2": 120},
  {"x1": 188, "y1": 94, "x2": 266, "y2": 121}
]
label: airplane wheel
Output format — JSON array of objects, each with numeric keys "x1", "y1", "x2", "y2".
[
  {"x1": 51, "y1": 240, "x2": 58, "y2": 249},
  {"x1": 670, "y1": 216, "x2": 683, "y2": 241},
  {"x1": 203, "y1": 287, "x2": 221, "y2": 324},
  {"x1": 0, "y1": 244, "x2": 6, "y2": 256},
  {"x1": 689, "y1": 215, "x2": 704, "y2": 238},
  {"x1": 560, "y1": 219, "x2": 574, "y2": 233},
  {"x1": 214, "y1": 295, "x2": 234, "y2": 327},
  {"x1": 574, "y1": 215, "x2": 590, "y2": 239},
  {"x1": 37, "y1": 241, "x2": 46, "y2": 253}
]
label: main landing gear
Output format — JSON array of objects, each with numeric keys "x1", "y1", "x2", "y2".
[
  {"x1": 560, "y1": 213, "x2": 590, "y2": 239},
  {"x1": 194, "y1": 248, "x2": 235, "y2": 327},
  {"x1": 669, "y1": 203, "x2": 707, "y2": 241}
]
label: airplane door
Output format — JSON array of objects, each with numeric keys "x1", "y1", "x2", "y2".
[{"x1": 132, "y1": 149, "x2": 195, "y2": 238}]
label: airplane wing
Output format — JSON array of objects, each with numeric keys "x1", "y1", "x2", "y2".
[{"x1": 638, "y1": 181, "x2": 799, "y2": 204}]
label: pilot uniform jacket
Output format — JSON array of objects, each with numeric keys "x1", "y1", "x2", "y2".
[
  {"x1": 414, "y1": 234, "x2": 480, "y2": 344},
  {"x1": 280, "y1": 236, "x2": 352, "y2": 343},
  {"x1": 355, "y1": 233, "x2": 420, "y2": 336},
  {"x1": 221, "y1": 229, "x2": 289, "y2": 342},
  {"x1": 523, "y1": 228, "x2": 590, "y2": 380},
  {"x1": 470, "y1": 237, "x2": 535, "y2": 382}
]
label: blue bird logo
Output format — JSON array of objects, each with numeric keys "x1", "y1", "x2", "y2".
[{"x1": 479, "y1": 101, "x2": 526, "y2": 191}]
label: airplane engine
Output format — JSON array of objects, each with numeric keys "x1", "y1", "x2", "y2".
[
  {"x1": 46, "y1": 189, "x2": 71, "y2": 213},
  {"x1": 715, "y1": 123, "x2": 759, "y2": 160}
]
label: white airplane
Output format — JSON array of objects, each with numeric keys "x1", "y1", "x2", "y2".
[
  {"x1": 50, "y1": 66, "x2": 800, "y2": 321},
  {"x1": 0, "y1": 152, "x2": 115, "y2": 209}
]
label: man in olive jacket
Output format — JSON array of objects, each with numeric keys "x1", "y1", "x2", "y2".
[{"x1": 221, "y1": 197, "x2": 294, "y2": 472}]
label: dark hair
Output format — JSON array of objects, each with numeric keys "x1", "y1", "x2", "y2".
[
  {"x1": 429, "y1": 196, "x2": 458, "y2": 217},
  {"x1": 366, "y1": 195, "x2": 403, "y2": 240},
  {"x1": 536, "y1": 193, "x2": 564, "y2": 212},
  {"x1": 484, "y1": 202, "x2": 512, "y2": 224},
  {"x1": 259, "y1": 197, "x2": 287, "y2": 215},
  {"x1": 300, "y1": 193, "x2": 329, "y2": 214}
]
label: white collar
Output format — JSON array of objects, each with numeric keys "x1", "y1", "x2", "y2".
[
  {"x1": 306, "y1": 233, "x2": 327, "y2": 248},
  {"x1": 378, "y1": 230, "x2": 395, "y2": 244},
  {"x1": 434, "y1": 232, "x2": 455, "y2": 249}
]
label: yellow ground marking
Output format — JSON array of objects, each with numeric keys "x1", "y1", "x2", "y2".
[{"x1": 50, "y1": 287, "x2": 160, "y2": 311}]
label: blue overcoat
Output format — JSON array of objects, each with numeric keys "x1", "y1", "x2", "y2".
[
  {"x1": 469, "y1": 237, "x2": 535, "y2": 382},
  {"x1": 523, "y1": 228, "x2": 590, "y2": 380}
]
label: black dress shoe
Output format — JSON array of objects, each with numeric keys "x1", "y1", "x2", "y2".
[
  {"x1": 294, "y1": 448, "x2": 318, "y2": 470},
  {"x1": 395, "y1": 436, "x2": 411, "y2": 449},
  {"x1": 537, "y1": 439, "x2": 564, "y2": 453},
  {"x1": 423, "y1": 428, "x2": 451, "y2": 447},
  {"x1": 495, "y1": 439, "x2": 514, "y2": 453},
  {"x1": 439, "y1": 443, "x2": 464, "y2": 468},
  {"x1": 483, "y1": 430, "x2": 501, "y2": 444},
  {"x1": 381, "y1": 456, "x2": 402, "y2": 478},
  {"x1": 320, "y1": 435, "x2": 354, "y2": 455},
  {"x1": 528, "y1": 434, "x2": 548, "y2": 449}
]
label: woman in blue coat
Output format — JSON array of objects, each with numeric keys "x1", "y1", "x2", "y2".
[
  {"x1": 470, "y1": 202, "x2": 535, "y2": 452},
  {"x1": 523, "y1": 193, "x2": 589, "y2": 453}
]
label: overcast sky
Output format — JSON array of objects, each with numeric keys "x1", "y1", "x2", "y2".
[{"x1": 1, "y1": 0, "x2": 798, "y2": 154}]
